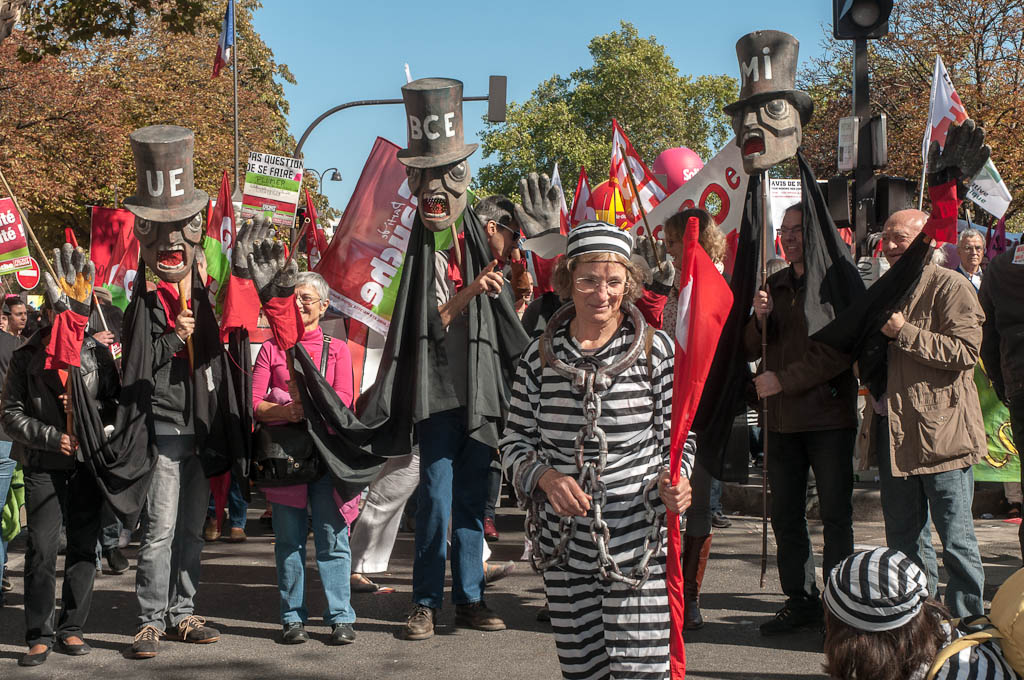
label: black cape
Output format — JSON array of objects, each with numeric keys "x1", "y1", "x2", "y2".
[
  {"x1": 692, "y1": 152, "x2": 864, "y2": 479},
  {"x1": 74, "y1": 258, "x2": 247, "y2": 524},
  {"x1": 811, "y1": 233, "x2": 932, "y2": 398}
]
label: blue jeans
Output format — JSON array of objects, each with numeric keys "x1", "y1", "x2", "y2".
[
  {"x1": 271, "y1": 475, "x2": 354, "y2": 625},
  {"x1": 208, "y1": 474, "x2": 248, "y2": 529},
  {"x1": 0, "y1": 440, "x2": 14, "y2": 575},
  {"x1": 135, "y1": 435, "x2": 209, "y2": 631},
  {"x1": 875, "y1": 415, "x2": 985, "y2": 617},
  {"x1": 413, "y1": 408, "x2": 490, "y2": 609}
]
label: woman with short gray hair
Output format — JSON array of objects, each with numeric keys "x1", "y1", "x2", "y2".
[{"x1": 251, "y1": 270, "x2": 359, "y2": 645}]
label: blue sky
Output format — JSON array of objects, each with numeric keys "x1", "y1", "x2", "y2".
[{"x1": 251, "y1": 1, "x2": 837, "y2": 212}]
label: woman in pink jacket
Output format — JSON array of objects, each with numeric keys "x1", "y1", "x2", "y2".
[{"x1": 252, "y1": 271, "x2": 358, "y2": 646}]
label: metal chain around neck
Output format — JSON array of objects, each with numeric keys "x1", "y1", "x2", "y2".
[{"x1": 524, "y1": 302, "x2": 664, "y2": 589}]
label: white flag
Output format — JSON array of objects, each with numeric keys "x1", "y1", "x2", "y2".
[{"x1": 923, "y1": 56, "x2": 1011, "y2": 219}]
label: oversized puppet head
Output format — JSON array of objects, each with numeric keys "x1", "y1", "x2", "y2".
[
  {"x1": 397, "y1": 78, "x2": 477, "y2": 232},
  {"x1": 723, "y1": 30, "x2": 813, "y2": 174},
  {"x1": 123, "y1": 125, "x2": 209, "y2": 283}
]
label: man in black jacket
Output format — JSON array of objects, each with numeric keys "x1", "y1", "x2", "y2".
[{"x1": 979, "y1": 244, "x2": 1024, "y2": 561}]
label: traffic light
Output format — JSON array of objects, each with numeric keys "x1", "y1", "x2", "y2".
[{"x1": 833, "y1": 0, "x2": 893, "y2": 40}]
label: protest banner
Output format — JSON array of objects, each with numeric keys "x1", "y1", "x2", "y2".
[
  {"x1": 240, "y1": 151, "x2": 304, "y2": 230},
  {"x1": 315, "y1": 137, "x2": 413, "y2": 336},
  {"x1": 768, "y1": 178, "x2": 801, "y2": 258},
  {"x1": 643, "y1": 138, "x2": 750, "y2": 242},
  {"x1": 0, "y1": 197, "x2": 32, "y2": 274},
  {"x1": 973, "y1": 363, "x2": 1018, "y2": 482}
]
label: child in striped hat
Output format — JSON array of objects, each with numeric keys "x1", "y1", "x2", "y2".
[{"x1": 823, "y1": 547, "x2": 1019, "y2": 680}]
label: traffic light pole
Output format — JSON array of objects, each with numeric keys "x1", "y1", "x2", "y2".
[{"x1": 852, "y1": 37, "x2": 874, "y2": 250}]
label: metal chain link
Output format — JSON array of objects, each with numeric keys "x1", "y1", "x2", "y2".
[{"x1": 524, "y1": 303, "x2": 665, "y2": 590}]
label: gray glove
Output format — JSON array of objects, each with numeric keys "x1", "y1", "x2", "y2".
[
  {"x1": 514, "y1": 172, "x2": 563, "y2": 238},
  {"x1": 927, "y1": 118, "x2": 991, "y2": 189},
  {"x1": 44, "y1": 243, "x2": 94, "y2": 316},
  {"x1": 232, "y1": 214, "x2": 275, "y2": 280},
  {"x1": 634, "y1": 235, "x2": 675, "y2": 293},
  {"x1": 248, "y1": 237, "x2": 298, "y2": 304}
]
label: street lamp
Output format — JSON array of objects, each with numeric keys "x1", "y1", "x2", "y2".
[{"x1": 305, "y1": 166, "x2": 342, "y2": 191}]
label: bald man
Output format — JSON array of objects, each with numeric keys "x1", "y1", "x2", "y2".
[{"x1": 859, "y1": 208, "x2": 987, "y2": 617}]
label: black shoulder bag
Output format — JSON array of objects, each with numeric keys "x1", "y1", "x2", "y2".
[{"x1": 252, "y1": 336, "x2": 331, "y2": 488}]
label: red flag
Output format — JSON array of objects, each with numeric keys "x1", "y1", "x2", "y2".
[
  {"x1": 44, "y1": 308, "x2": 89, "y2": 370},
  {"x1": 987, "y1": 216, "x2": 1008, "y2": 259},
  {"x1": 212, "y1": 170, "x2": 263, "y2": 340},
  {"x1": 303, "y1": 188, "x2": 329, "y2": 266},
  {"x1": 89, "y1": 207, "x2": 136, "y2": 287},
  {"x1": 65, "y1": 228, "x2": 79, "y2": 247},
  {"x1": 667, "y1": 217, "x2": 733, "y2": 679},
  {"x1": 925, "y1": 180, "x2": 959, "y2": 244},
  {"x1": 570, "y1": 166, "x2": 596, "y2": 227},
  {"x1": 610, "y1": 120, "x2": 667, "y2": 235}
]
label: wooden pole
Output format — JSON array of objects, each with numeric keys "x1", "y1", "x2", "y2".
[
  {"x1": 759, "y1": 172, "x2": 770, "y2": 590},
  {"x1": 177, "y1": 278, "x2": 194, "y2": 371},
  {"x1": 618, "y1": 143, "x2": 656, "y2": 238}
]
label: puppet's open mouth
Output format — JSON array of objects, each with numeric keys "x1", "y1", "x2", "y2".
[
  {"x1": 422, "y1": 194, "x2": 450, "y2": 221},
  {"x1": 157, "y1": 247, "x2": 185, "y2": 271},
  {"x1": 742, "y1": 133, "x2": 766, "y2": 158}
]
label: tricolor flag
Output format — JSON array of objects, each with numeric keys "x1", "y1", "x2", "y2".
[
  {"x1": 610, "y1": 119, "x2": 667, "y2": 234},
  {"x1": 212, "y1": 0, "x2": 234, "y2": 78},
  {"x1": 208, "y1": 170, "x2": 262, "y2": 339},
  {"x1": 667, "y1": 216, "x2": 733, "y2": 680},
  {"x1": 570, "y1": 166, "x2": 596, "y2": 228},
  {"x1": 89, "y1": 207, "x2": 139, "y2": 310},
  {"x1": 923, "y1": 55, "x2": 1012, "y2": 219}
]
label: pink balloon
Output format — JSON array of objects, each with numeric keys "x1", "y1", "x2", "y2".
[{"x1": 653, "y1": 147, "x2": 704, "y2": 194}]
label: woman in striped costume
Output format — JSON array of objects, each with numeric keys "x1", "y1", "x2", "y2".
[{"x1": 501, "y1": 222, "x2": 694, "y2": 680}]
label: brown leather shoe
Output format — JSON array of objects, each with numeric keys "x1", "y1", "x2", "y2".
[
  {"x1": 403, "y1": 605, "x2": 438, "y2": 641},
  {"x1": 455, "y1": 601, "x2": 506, "y2": 632},
  {"x1": 165, "y1": 615, "x2": 219, "y2": 644},
  {"x1": 483, "y1": 517, "x2": 500, "y2": 542},
  {"x1": 202, "y1": 517, "x2": 220, "y2": 542},
  {"x1": 224, "y1": 527, "x2": 246, "y2": 543}
]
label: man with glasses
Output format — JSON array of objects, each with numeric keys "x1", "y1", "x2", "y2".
[
  {"x1": 956, "y1": 228, "x2": 986, "y2": 291},
  {"x1": 745, "y1": 203, "x2": 859, "y2": 636}
]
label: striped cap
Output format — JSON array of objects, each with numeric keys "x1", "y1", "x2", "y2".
[
  {"x1": 566, "y1": 221, "x2": 633, "y2": 259},
  {"x1": 824, "y1": 548, "x2": 929, "y2": 632}
]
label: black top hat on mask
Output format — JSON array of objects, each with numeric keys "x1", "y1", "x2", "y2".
[
  {"x1": 123, "y1": 125, "x2": 210, "y2": 223},
  {"x1": 723, "y1": 30, "x2": 813, "y2": 125},
  {"x1": 396, "y1": 78, "x2": 478, "y2": 169}
]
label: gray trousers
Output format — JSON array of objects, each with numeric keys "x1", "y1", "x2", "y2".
[
  {"x1": 135, "y1": 435, "x2": 209, "y2": 631},
  {"x1": 350, "y1": 449, "x2": 420, "y2": 574}
]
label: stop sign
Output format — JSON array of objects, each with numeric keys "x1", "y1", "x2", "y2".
[{"x1": 16, "y1": 257, "x2": 40, "y2": 290}]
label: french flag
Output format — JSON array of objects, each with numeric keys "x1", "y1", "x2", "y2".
[
  {"x1": 666, "y1": 216, "x2": 733, "y2": 679},
  {"x1": 213, "y1": 0, "x2": 234, "y2": 78}
]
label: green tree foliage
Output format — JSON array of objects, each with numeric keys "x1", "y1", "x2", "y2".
[
  {"x1": 476, "y1": 22, "x2": 737, "y2": 199},
  {"x1": 799, "y1": 0, "x2": 1024, "y2": 228},
  {"x1": 0, "y1": 0, "x2": 303, "y2": 247},
  {"x1": 16, "y1": 0, "x2": 206, "y2": 61}
]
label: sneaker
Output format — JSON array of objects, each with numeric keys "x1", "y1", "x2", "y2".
[
  {"x1": 203, "y1": 517, "x2": 221, "y2": 542},
  {"x1": 711, "y1": 512, "x2": 733, "y2": 529},
  {"x1": 281, "y1": 622, "x2": 309, "y2": 645},
  {"x1": 104, "y1": 547, "x2": 130, "y2": 574},
  {"x1": 2, "y1": 569, "x2": 12, "y2": 592},
  {"x1": 455, "y1": 601, "x2": 506, "y2": 632},
  {"x1": 166, "y1": 615, "x2": 220, "y2": 644},
  {"x1": 329, "y1": 623, "x2": 356, "y2": 645},
  {"x1": 483, "y1": 517, "x2": 500, "y2": 542},
  {"x1": 224, "y1": 527, "x2": 247, "y2": 543},
  {"x1": 403, "y1": 605, "x2": 437, "y2": 641},
  {"x1": 759, "y1": 603, "x2": 824, "y2": 636},
  {"x1": 129, "y1": 625, "x2": 163, "y2": 659}
]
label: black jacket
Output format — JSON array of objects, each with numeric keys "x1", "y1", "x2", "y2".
[
  {"x1": 0, "y1": 331, "x2": 24, "y2": 441},
  {"x1": 1, "y1": 327, "x2": 119, "y2": 471}
]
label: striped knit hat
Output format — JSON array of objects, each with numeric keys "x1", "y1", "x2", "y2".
[
  {"x1": 566, "y1": 221, "x2": 634, "y2": 260},
  {"x1": 824, "y1": 548, "x2": 929, "y2": 632}
]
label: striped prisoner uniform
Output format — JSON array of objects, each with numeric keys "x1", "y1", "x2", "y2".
[
  {"x1": 928, "y1": 622, "x2": 1021, "y2": 680},
  {"x1": 501, "y1": 312, "x2": 694, "y2": 680}
]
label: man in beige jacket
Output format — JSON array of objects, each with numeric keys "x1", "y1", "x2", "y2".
[{"x1": 861, "y1": 208, "x2": 987, "y2": 617}]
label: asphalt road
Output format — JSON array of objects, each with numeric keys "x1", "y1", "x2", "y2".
[{"x1": 1, "y1": 505, "x2": 1021, "y2": 679}]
